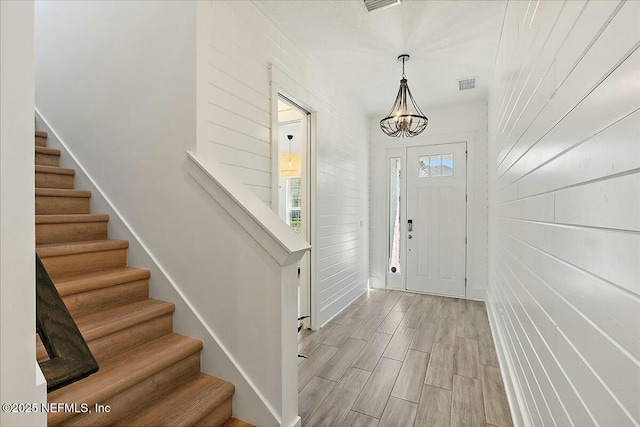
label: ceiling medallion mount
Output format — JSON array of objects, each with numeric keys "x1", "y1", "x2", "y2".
[{"x1": 380, "y1": 54, "x2": 429, "y2": 138}]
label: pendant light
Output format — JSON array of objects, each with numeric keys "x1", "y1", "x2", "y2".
[
  {"x1": 280, "y1": 134, "x2": 301, "y2": 177},
  {"x1": 380, "y1": 54, "x2": 428, "y2": 137}
]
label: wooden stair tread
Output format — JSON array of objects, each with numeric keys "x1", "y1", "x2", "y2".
[
  {"x1": 223, "y1": 418, "x2": 256, "y2": 427},
  {"x1": 35, "y1": 165, "x2": 75, "y2": 175},
  {"x1": 37, "y1": 239, "x2": 128, "y2": 257},
  {"x1": 35, "y1": 188, "x2": 90, "y2": 198},
  {"x1": 35, "y1": 146, "x2": 60, "y2": 156},
  {"x1": 114, "y1": 373, "x2": 235, "y2": 427},
  {"x1": 36, "y1": 213, "x2": 109, "y2": 224},
  {"x1": 35, "y1": 146, "x2": 61, "y2": 167},
  {"x1": 54, "y1": 267, "x2": 150, "y2": 296},
  {"x1": 69, "y1": 299, "x2": 173, "y2": 344},
  {"x1": 36, "y1": 299, "x2": 174, "y2": 360},
  {"x1": 47, "y1": 333, "x2": 203, "y2": 426},
  {"x1": 36, "y1": 214, "x2": 109, "y2": 244},
  {"x1": 35, "y1": 131, "x2": 48, "y2": 147}
]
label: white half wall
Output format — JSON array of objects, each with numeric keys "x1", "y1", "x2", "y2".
[
  {"x1": 197, "y1": 1, "x2": 370, "y2": 327},
  {"x1": 487, "y1": 1, "x2": 640, "y2": 426},
  {"x1": 370, "y1": 101, "x2": 489, "y2": 300},
  {"x1": 0, "y1": 2, "x2": 46, "y2": 426}
]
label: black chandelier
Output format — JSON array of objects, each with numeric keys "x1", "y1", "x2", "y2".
[{"x1": 380, "y1": 54, "x2": 428, "y2": 137}]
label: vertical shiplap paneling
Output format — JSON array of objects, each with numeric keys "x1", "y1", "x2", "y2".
[
  {"x1": 199, "y1": 1, "x2": 369, "y2": 326},
  {"x1": 488, "y1": 1, "x2": 640, "y2": 426}
]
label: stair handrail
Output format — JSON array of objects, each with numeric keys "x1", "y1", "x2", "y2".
[{"x1": 36, "y1": 254, "x2": 99, "y2": 391}]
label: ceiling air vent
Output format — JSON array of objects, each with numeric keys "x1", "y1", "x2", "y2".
[
  {"x1": 364, "y1": 0, "x2": 401, "y2": 12},
  {"x1": 458, "y1": 77, "x2": 478, "y2": 91}
]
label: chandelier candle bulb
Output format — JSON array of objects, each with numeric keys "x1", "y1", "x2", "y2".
[{"x1": 380, "y1": 54, "x2": 429, "y2": 137}]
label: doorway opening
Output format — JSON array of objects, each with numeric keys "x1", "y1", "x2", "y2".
[{"x1": 276, "y1": 96, "x2": 312, "y2": 329}]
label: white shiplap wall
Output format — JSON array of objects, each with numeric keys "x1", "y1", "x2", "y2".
[
  {"x1": 487, "y1": 1, "x2": 640, "y2": 426},
  {"x1": 198, "y1": 1, "x2": 369, "y2": 327}
]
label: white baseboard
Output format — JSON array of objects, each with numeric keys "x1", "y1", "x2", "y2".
[{"x1": 486, "y1": 294, "x2": 527, "y2": 427}]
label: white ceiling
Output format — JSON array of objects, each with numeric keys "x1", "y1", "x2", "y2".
[{"x1": 256, "y1": 0, "x2": 507, "y2": 117}]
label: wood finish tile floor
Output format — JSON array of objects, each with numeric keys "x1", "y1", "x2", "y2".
[{"x1": 298, "y1": 290, "x2": 513, "y2": 427}]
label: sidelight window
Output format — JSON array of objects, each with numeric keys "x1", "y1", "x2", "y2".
[{"x1": 388, "y1": 158, "x2": 402, "y2": 274}]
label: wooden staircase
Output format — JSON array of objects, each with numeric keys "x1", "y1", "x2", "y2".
[{"x1": 34, "y1": 131, "x2": 253, "y2": 427}]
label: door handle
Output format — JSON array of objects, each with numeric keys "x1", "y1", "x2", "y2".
[{"x1": 408, "y1": 219, "x2": 413, "y2": 232}]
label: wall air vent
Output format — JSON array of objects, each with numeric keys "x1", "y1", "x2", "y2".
[
  {"x1": 364, "y1": 0, "x2": 401, "y2": 12},
  {"x1": 458, "y1": 77, "x2": 478, "y2": 91}
]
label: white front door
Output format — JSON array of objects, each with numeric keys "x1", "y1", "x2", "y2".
[{"x1": 406, "y1": 143, "x2": 467, "y2": 297}]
